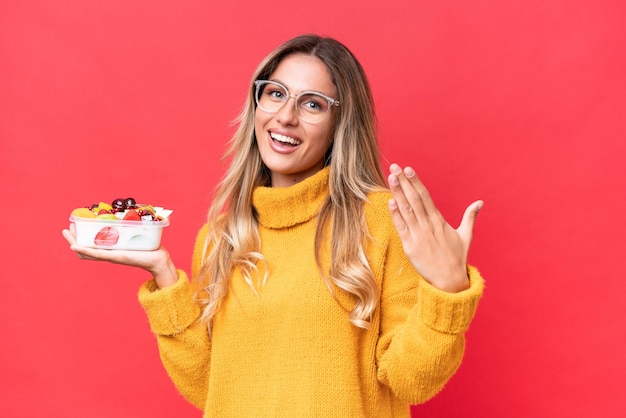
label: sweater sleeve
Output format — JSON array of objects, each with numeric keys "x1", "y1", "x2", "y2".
[
  {"x1": 137, "y1": 224, "x2": 212, "y2": 410},
  {"x1": 375, "y1": 219, "x2": 484, "y2": 404}
]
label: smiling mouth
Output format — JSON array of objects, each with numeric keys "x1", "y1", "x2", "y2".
[{"x1": 270, "y1": 132, "x2": 301, "y2": 146}]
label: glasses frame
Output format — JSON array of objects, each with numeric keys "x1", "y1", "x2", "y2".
[{"x1": 254, "y1": 80, "x2": 340, "y2": 124}]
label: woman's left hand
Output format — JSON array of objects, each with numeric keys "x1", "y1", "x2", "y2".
[{"x1": 387, "y1": 163, "x2": 483, "y2": 293}]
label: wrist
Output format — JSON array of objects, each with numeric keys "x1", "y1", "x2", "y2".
[
  {"x1": 432, "y1": 271, "x2": 470, "y2": 293},
  {"x1": 150, "y1": 256, "x2": 178, "y2": 289}
]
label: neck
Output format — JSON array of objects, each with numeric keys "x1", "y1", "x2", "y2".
[{"x1": 269, "y1": 164, "x2": 326, "y2": 188}]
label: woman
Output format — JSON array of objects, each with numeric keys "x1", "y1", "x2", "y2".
[{"x1": 63, "y1": 34, "x2": 485, "y2": 417}]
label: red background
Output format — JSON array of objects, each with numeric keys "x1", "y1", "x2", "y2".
[{"x1": 1, "y1": 1, "x2": 625, "y2": 417}]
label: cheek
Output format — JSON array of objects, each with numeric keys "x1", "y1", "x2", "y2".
[
  {"x1": 318, "y1": 122, "x2": 335, "y2": 147},
  {"x1": 310, "y1": 128, "x2": 334, "y2": 156}
]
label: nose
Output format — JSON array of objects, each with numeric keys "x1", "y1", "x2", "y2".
[{"x1": 275, "y1": 95, "x2": 299, "y2": 125}]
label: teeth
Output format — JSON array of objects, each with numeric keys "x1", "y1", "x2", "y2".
[{"x1": 270, "y1": 132, "x2": 301, "y2": 145}]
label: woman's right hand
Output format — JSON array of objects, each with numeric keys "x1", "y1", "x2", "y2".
[{"x1": 62, "y1": 223, "x2": 179, "y2": 289}]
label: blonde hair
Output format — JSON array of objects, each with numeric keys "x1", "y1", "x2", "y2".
[{"x1": 196, "y1": 34, "x2": 386, "y2": 333}]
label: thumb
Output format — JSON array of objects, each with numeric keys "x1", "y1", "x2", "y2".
[{"x1": 457, "y1": 200, "x2": 484, "y2": 245}]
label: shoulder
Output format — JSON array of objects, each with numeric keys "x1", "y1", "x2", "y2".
[
  {"x1": 364, "y1": 189, "x2": 393, "y2": 222},
  {"x1": 192, "y1": 223, "x2": 210, "y2": 255},
  {"x1": 194, "y1": 214, "x2": 224, "y2": 250},
  {"x1": 363, "y1": 189, "x2": 398, "y2": 243},
  {"x1": 195, "y1": 223, "x2": 210, "y2": 243}
]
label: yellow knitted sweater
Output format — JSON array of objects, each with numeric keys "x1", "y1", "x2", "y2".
[{"x1": 138, "y1": 167, "x2": 484, "y2": 417}]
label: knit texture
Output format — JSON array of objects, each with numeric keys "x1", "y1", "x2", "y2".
[{"x1": 138, "y1": 167, "x2": 484, "y2": 417}]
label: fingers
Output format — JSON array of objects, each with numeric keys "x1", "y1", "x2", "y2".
[
  {"x1": 388, "y1": 163, "x2": 442, "y2": 228},
  {"x1": 457, "y1": 200, "x2": 484, "y2": 245},
  {"x1": 388, "y1": 164, "x2": 418, "y2": 219},
  {"x1": 62, "y1": 229, "x2": 75, "y2": 246},
  {"x1": 62, "y1": 224, "x2": 80, "y2": 249},
  {"x1": 387, "y1": 197, "x2": 410, "y2": 239},
  {"x1": 62, "y1": 224, "x2": 109, "y2": 260},
  {"x1": 388, "y1": 162, "x2": 483, "y2": 235},
  {"x1": 62, "y1": 228, "x2": 97, "y2": 260},
  {"x1": 399, "y1": 165, "x2": 439, "y2": 217}
]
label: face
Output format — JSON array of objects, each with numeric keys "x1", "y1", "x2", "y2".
[{"x1": 254, "y1": 53, "x2": 337, "y2": 188}]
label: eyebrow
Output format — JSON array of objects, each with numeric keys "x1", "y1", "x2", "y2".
[{"x1": 268, "y1": 78, "x2": 334, "y2": 97}]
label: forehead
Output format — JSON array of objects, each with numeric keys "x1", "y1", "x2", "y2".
[{"x1": 269, "y1": 53, "x2": 337, "y2": 96}]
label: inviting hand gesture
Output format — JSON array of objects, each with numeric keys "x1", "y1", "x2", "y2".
[
  {"x1": 62, "y1": 223, "x2": 178, "y2": 289},
  {"x1": 387, "y1": 163, "x2": 483, "y2": 293}
]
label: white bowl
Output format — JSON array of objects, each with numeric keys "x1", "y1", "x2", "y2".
[{"x1": 70, "y1": 214, "x2": 170, "y2": 250}]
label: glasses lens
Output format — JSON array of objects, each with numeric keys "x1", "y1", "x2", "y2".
[
  {"x1": 255, "y1": 81, "x2": 288, "y2": 113},
  {"x1": 297, "y1": 93, "x2": 330, "y2": 124}
]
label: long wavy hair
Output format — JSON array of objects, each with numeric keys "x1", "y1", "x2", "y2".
[{"x1": 196, "y1": 34, "x2": 387, "y2": 333}]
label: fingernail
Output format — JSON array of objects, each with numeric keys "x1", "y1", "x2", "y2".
[
  {"x1": 390, "y1": 164, "x2": 401, "y2": 174},
  {"x1": 404, "y1": 167, "x2": 415, "y2": 177},
  {"x1": 388, "y1": 174, "x2": 399, "y2": 186}
]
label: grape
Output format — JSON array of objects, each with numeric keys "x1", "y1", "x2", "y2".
[
  {"x1": 112, "y1": 198, "x2": 125, "y2": 212},
  {"x1": 124, "y1": 197, "x2": 137, "y2": 209}
]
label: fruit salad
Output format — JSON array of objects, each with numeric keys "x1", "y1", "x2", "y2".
[{"x1": 69, "y1": 197, "x2": 172, "y2": 250}]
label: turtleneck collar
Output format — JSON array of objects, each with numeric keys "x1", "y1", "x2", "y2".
[{"x1": 253, "y1": 167, "x2": 330, "y2": 229}]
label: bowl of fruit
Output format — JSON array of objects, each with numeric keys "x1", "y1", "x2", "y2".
[{"x1": 69, "y1": 197, "x2": 173, "y2": 250}]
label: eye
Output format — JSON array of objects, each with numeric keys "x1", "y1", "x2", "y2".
[
  {"x1": 300, "y1": 94, "x2": 328, "y2": 113},
  {"x1": 266, "y1": 88, "x2": 286, "y2": 101}
]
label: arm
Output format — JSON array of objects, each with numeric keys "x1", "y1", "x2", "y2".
[
  {"x1": 376, "y1": 246, "x2": 483, "y2": 403},
  {"x1": 375, "y1": 163, "x2": 485, "y2": 402},
  {"x1": 63, "y1": 220, "x2": 212, "y2": 408},
  {"x1": 137, "y1": 224, "x2": 212, "y2": 409}
]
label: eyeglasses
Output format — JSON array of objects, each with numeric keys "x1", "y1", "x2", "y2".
[{"x1": 254, "y1": 80, "x2": 339, "y2": 124}]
